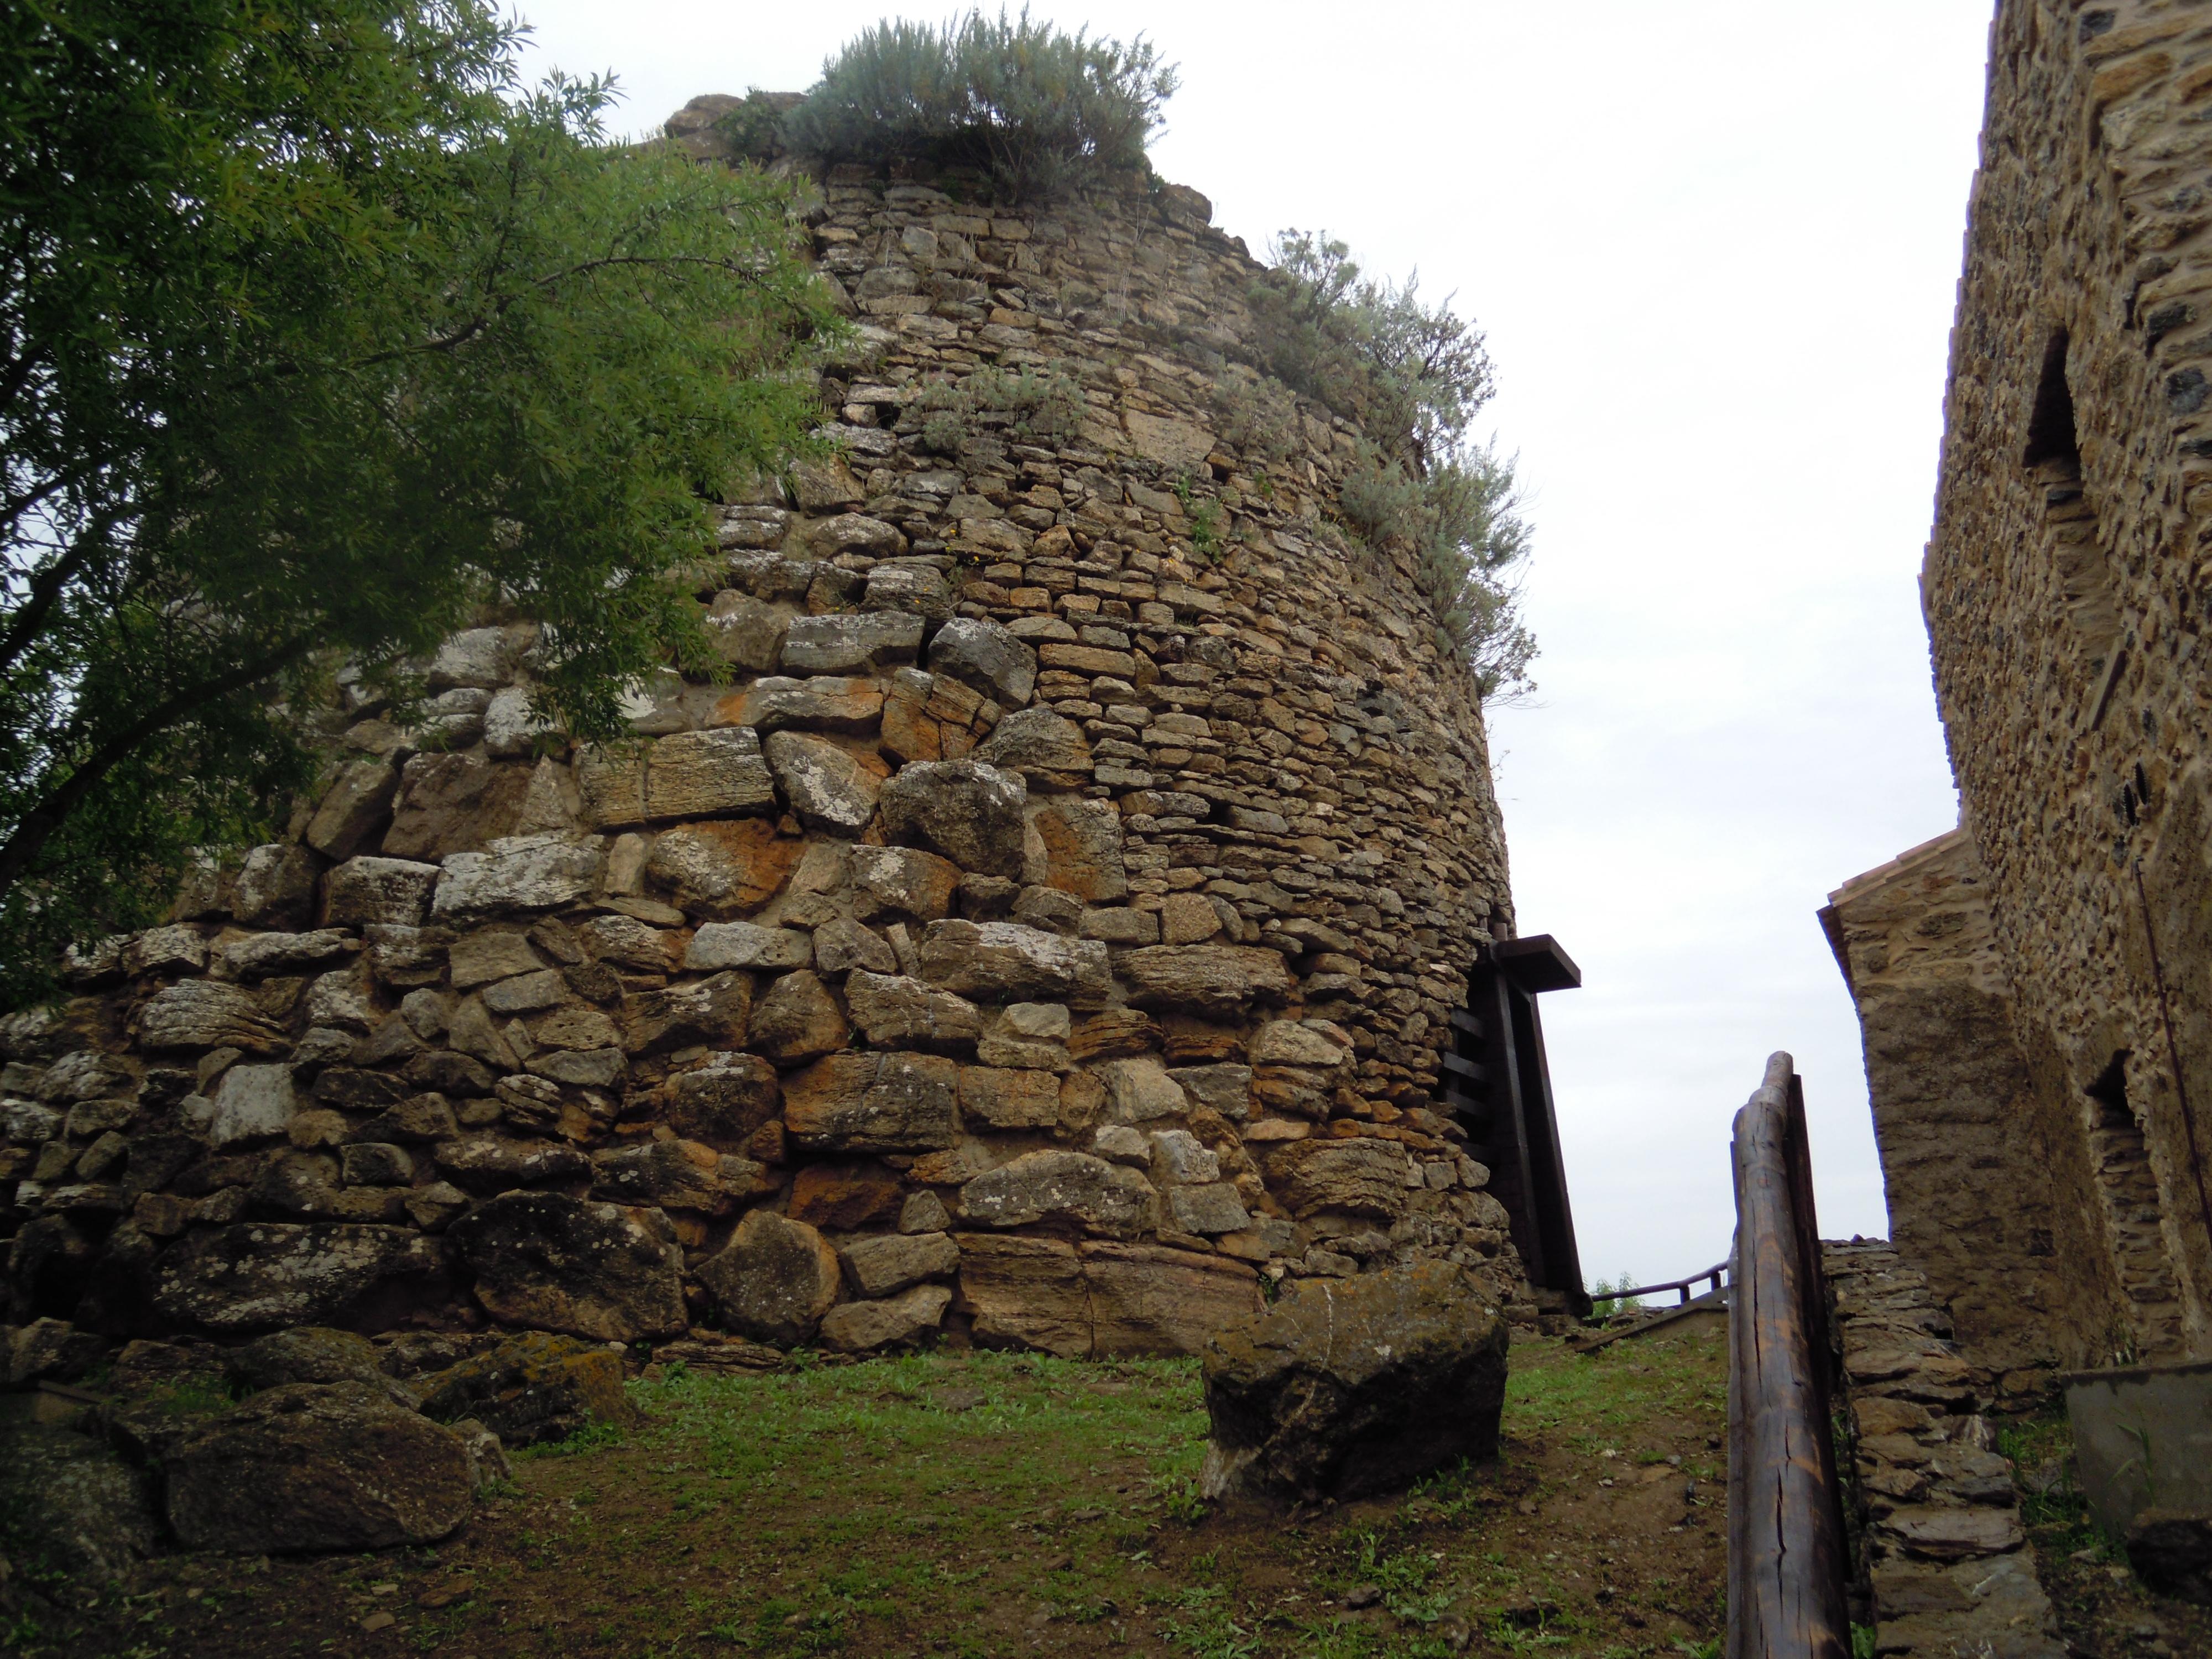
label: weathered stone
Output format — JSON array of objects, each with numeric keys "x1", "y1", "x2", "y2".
[
  {"x1": 1885, "y1": 1505, "x2": 2027, "y2": 1561},
  {"x1": 1171, "y1": 1063, "x2": 1253, "y2": 1119},
  {"x1": 339, "y1": 1141, "x2": 414, "y2": 1185},
  {"x1": 234, "y1": 843, "x2": 320, "y2": 928},
  {"x1": 591, "y1": 1139, "x2": 764, "y2": 1213},
  {"x1": 1160, "y1": 891, "x2": 1222, "y2": 944},
  {"x1": 1093, "y1": 1123, "x2": 1150, "y2": 1167},
  {"x1": 735, "y1": 676, "x2": 885, "y2": 734},
  {"x1": 482, "y1": 685, "x2": 551, "y2": 757},
  {"x1": 623, "y1": 972, "x2": 751, "y2": 1055},
  {"x1": 667, "y1": 1056, "x2": 781, "y2": 1146},
  {"x1": 449, "y1": 1191, "x2": 686, "y2": 1342},
  {"x1": 783, "y1": 1051, "x2": 960, "y2": 1151},
  {"x1": 214, "y1": 928, "x2": 356, "y2": 981},
  {"x1": 1081, "y1": 906, "x2": 1157, "y2": 945},
  {"x1": 1150, "y1": 1128, "x2": 1221, "y2": 1183},
  {"x1": 811, "y1": 511, "x2": 905, "y2": 555},
  {"x1": 434, "y1": 1134, "x2": 590, "y2": 1192},
  {"x1": 1069, "y1": 1009, "x2": 1161, "y2": 1062},
  {"x1": 432, "y1": 835, "x2": 604, "y2": 921},
  {"x1": 1200, "y1": 1261, "x2": 1509, "y2": 1501},
  {"x1": 383, "y1": 754, "x2": 532, "y2": 859},
  {"x1": 781, "y1": 611, "x2": 923, "y2": 675},
  {"x1": 1085, "y1": 1241, "x2": 1264, "y2": 1357},
  {"x1": 954, "y1": 1063, "x2": 1058, "y2": 1128},
  {"x1": 319, "y1": 857, "x2": 440, "y2": 928},
  {"x1": 819, "y1": 1284, "x2": 952, "y2": 1352},
  {"x1": 844, "y1": 971, "x2": 984, "y2": 1049},
  {"x1": 813, "y1": 916, "x2": 897, "y2": 976},
  {"x1": 879, "y1": 760, "x2": 1027, "y2": 877},
  {"x1": 1267, "y1": 1138, "x2": 1412, "y2": 1219},
  {"x1": 750, "y1": 969, "x2": 851, "y2": 1064},
  {"x1": 849, "y1": 844, "x2": 962, "y2": 922},
  {"x1": 840, "y1": 1230, "x2": 962, "y2": 1297},
  {"x1": 927, "y1": 616, "x2": 1037, "y2": 706},
  {"x1": 973, "y1": 707, "x2": 1092, "y2": 780},
  {"x1": 1119, "y1": 945, "x2": 1298, "y2": 1017},
  {"x1": 788, "y1": 1162, "x2": 905, "y2": 1230},
  {"x1": 208, "y1": 1062, "x2": 298, "y2": 1145},
  {"x1": 1168, "y1": 1183, "x2": 1253, "y2": 1235},
  {"x1": 1249, "y1": 1021, "x2": 1353, "y2": 1067},
  {"x1": 958, "y1": 1150, "x2": 1157, "y2": 1238},
  {"x1": 863, "y1": 562, "x2": 954, "y2": 622},
  {"x1": 417, "y1": 1329, "x2": 639, "y2": 1447},
  {"x1": 0, "y1": 1414, "x2": 161, "y2": 1582},
  {"x1": 580, "y1": 911, "x2": 676, "y2": 972},
  {"x1": 698, "y1": 1208, "x2": 843, "y2": 1345},
  {"x1": 1123, "y1": 409, "x2": 1215, "y2": 467},
  {"x1": 954, "y1": 1234, "x2": 1091, "y2": 1357},
  {"x1": 305, "y1": 759, "x2": 399, "y2": 859},
  {"x1": 226, "y1": 1326, "x2": 385, "y2": 1392},
  {"x1": 480, "y1": 967, "x2": 564, "y2": 1014},
  {"x1": 977, "y1": 1001, "x2": 1072, "y2": 1070},
  {"x1": 152, "y1": 1223, "x2": 442, "y2": 1333},
  {"x1": 1096, "y1": 1056, "x2": 1189, "y2": 1124},
  {"x1": 448, "y1": 929, "x2": 544, "y2": 988},
  {"x1": 685, "y1": 920, "x2": 812, "y2": 972},
  {"x1": 645, "y1": 727, "x2": 779, "y2": 820},
  {"x1": 763, "y1": 730, "x2": 886, "y2": 835},
  {"x1": 649, "y1": 818, "x2": 805, "y2": 917},
  {"x1": 1024, "y1": 797, "x2": 1126, "y2": 902},
  {"x1": 917, "y1": 919, "x2": 1111, "y2": 1005},
  {"x1": 706, "y1": 589, "x2": 790, "y2": 672}
]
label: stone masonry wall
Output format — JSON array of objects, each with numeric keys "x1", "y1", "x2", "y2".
[
  {"x1": 1822, "y1": 831, "x2": 2093, "y2": 1378},
  {"x1": 1881, "y1": 0, "x2": 2212, "y2": 1363},
  {"x1": 0, "y1": 124, "x2": 1530, "y2": 1359}
]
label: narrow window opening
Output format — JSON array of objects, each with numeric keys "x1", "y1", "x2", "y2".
[
  {"x1": 2023, "y1": 327, "x2": 2124, "y2": 718},
  {"x1": 2083, "y1": 1050, "x2": 2186, "y2": 1354},
  {"x1": 2024, "y1": 330, "x2": 2082, "y2": 472}
]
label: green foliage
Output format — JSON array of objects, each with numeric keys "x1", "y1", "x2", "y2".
[
  {"x1": 1588, "y1": 1274, "x2": 1648, "y2": 1321},
  {"x1": 909, "y1": 361, "x2": 1086, "y2": 451},
  {"x1": 0, "y1": 0, "x2": 836, "y2": 1006},
  {"x1": 1249, "y1": 231, "x2": 1535, "y2": 700},
  {"x1": 1172, "y1": 474, "x2": 1224, "y2": 564},
  {"x1": 783, "y1": 9, "x2": 1178, "y2": 199},
  {"x1": 1209, "y1": 365, "x2": 1302, "y2": 466}
]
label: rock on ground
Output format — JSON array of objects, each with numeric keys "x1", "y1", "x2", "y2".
[
  {"x1": 698, "y1": 1208, "x2": 843, "y2": 1345},
  {"x1": 0, "y1": 1407, "x2": 163, "y2": 1582},
  {"x1": 163, "y1": 1380, "x2": 473, "y2": 1551},
  {"x1": 1199, "y1": 1260, "x2": 1508, "y2": 1501},
  {"x1": 416, "y1": 1329, "x2": 638, "y2": 1448}
]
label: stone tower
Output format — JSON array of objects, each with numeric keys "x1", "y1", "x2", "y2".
[{"x1": 1, "y1": 100, "x2": 1536, "y2": 1358}]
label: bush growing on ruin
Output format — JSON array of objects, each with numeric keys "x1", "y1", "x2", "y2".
[
  {"x1": 1253, "y1": 232, "x2": 1536, "y2": 700},
  {"x1": 1209, "y1": 366, "x2": 1304, "y2": 467},
  {"x1": 0, "y1": 0, "x2": 837, "y2": 1006},
  {"x1": 907, "y1": 363, "x2": 1089, "y2": 452},
  {"x1": 782, "y1": 10, "x2": 1178, "y2": 198}
]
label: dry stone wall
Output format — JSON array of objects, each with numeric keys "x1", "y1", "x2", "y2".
[{"x1": 0, "y1": 125, "x2": 1530, "y2": 1359}]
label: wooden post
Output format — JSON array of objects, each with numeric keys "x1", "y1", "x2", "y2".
[{"x1": 1725, "y1": 1052, "x2": 1850, "y2": 1659}]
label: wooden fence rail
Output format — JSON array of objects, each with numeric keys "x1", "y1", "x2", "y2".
[{"x1": 1725, "y1": 1052, "x2": 1851, "y2": 1659}]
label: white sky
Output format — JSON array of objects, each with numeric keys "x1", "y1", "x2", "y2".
[{"x1": 514, "y1": 0, "x2": 1995, "y2": 1288}]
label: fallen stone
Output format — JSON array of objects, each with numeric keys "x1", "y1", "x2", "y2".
[
  {"x1": 879, "y1": 760, "x2": 1027, "y2": 877},
  {"x1": 764, "y1": 731, "x2": 885, "y2": 835},
  {"x1": 958, "y1": 1150, "x2": 1157, "y2": 1238},
  {"x1": 1199, "y1": 1261, "x2": 1509, "y2": 1501},
  {"x1": 417, "y1": 1329, "x2": 638, "y2": 1447},
  {"x1": 819, "y1": 1284, "x2": 953, "y2": 1352},
  {"x1": 165, "y1": 1380, "x2": 472, "y2": 1552},
  {"x1": 698, "y1": 1208, "x2": 843, "y2": 1345},
  {"x1": 448, "y1": 1192, "x2": 687, "y2": 1342}
]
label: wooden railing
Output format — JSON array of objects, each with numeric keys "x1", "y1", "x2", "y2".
[
  {"x1": 1725, "y1": 1052, "x2": 1851, "y2": 1659},
  {"x1": 1608, "y1": 1261, "x2": 1728, "y2": 1308}
]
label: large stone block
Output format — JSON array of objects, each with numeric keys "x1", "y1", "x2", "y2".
[
  {"x1": 973, "y1": 707, "x2": 1092, "y2": 781},
  {"x1": 432, "y1": 834, "x2": 604, "y2": 920},
  {"x1": 697, "y1": 1208, "x2": 843, "y2": 1345},
  {"x1": 849, "y1": 844, "x2": 962, "y2": 922},
  {"x1": 1118, "y1": 945, "x2": 1297, "y2": 1018},
  {"x1": 1024, "y1": 797, "x2": 1126, "y2": 902},
  {"x1": 840, "y1": 1230, "x2": 962, "y2": 1297},
  {"x1": 781, "y1": 610, "x2": 924, "y2": 674},
  {"x1": 667, "y1": 1056, "x2": 781, "y2": 1147},
  {"x1": 208, "y1": 1062, "x2": 297, "y2": 1145},
  {"x1": 734, "y1": 675, "x2": 885, "y2": 734},
  {"x1": 1267, "y1": 1138, "x2": 1411, "y2": 1219},
  {"x1": 958, "y1": 1065, "x2": 1061, "y2": 1128},
  {"x1": 139, "y1": 980, "x2": 288, "y2": 1053},
  {"x1": 648, "y1": 819, "x2": 805, "y2": 917},
  {"x1": 646, "y1": 727, "x2": 779, "y2": 820},
  {"x1": 749, "y1": 969, "x2": 851, "y2": 1064},
  {"x1": 685, "y1": 920, "x2": 813, "y2": 972},
  {"x1": 1084, "y1": 1241, "x2": 1263, "y2": 1357},
  {"x1": 844, "y1": 971, "x2": 984, "y2": 1050},
  {"x1": 234, "y1": 843, "x2": 320, "y2": 928},
  {"x1": 591, "y1": 1139, "x2": 764, "y2": 1214},
  {"x1": 416, "y1": 1329, "x2": 638, "y2": 1447},
  {"x1": 917, "y1": 919, "x2": 1112, "y2": 1005},
  {"x1": 321, "y1": 856, "x2": 441, "y2": 928},
  {"x1": 879, "y1": 760, "x2": 1027, "y2": 877},
  {"x1": 1199, "y1": 1262, "x2": 1508, "y2": 1501},
  {"x1": 789, "y1": 1162, "x2": 906, "y2": 1230},
  {"x1": 433, "y1": 1134, "x2": 591, "y2": 1192},
  {"x1": 927, "y1": 616, "x2": 1037, "y2": 706},
  {"x1": 954, "y1": 1234, "x2": 1092, "y2": 1357},
  {"x1": 818, "y1": 1284, "x2": 952, "y2": 1352},
  {"x1": 957, "y1": 1150, "x2": 1157, "y2": 1238},
  {"x1": 763, "y1": 731, "x2": 886, "y2": 835},
  {"x1": 152, "y1": 1223, "x2": 443, "y2": 1333},
  {"x1": 165, "y1": 1381, "x2": 472, "y2": 1551},
  {"x1": 448, "y1": 1191, "x2": 687, "y2": 1342},
  {"x1": 305, "y1": 758, "x2": 399, "y2": 860},
  {"x1": 383, "y1": 753, "x2": 532, "y2": 859},
  {"x1": 783, "y1": 1051, "x2": 961, "y2": 1152},
  {"x1": 622, "y1": 972, "x2": 751, "y2": 1054}
]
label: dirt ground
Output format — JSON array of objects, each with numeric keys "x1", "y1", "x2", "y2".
[{"x1": 16, "y1": 1323, "x2": 1732, "y2": 1659}]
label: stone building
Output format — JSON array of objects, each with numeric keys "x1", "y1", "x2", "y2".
[
  {"x1": 0, "y1": 100, "x2": 1546, "y2": 1359},
  {"x1": 1828, "y1": 0, "x2": 2212, "y2": 1378}
]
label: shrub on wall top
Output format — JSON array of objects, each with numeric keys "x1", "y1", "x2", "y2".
[{"x1": 781, "y1": 9, "x2": 1178, "y2": 197}]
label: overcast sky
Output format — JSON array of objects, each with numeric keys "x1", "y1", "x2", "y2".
[{"x1": 514, "y1": 0, "x2": 1996, "y2": 1287}]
